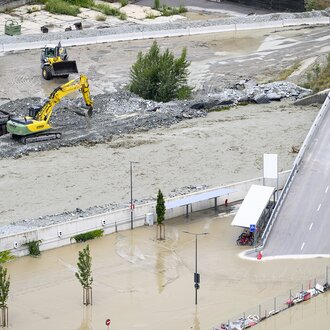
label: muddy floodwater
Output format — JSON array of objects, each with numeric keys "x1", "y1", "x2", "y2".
[{"x1": 5, "y1": 209, "x2": 330, "y2": 329}]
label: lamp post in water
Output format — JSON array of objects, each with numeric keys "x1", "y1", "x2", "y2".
[
  {"x1": 183, "y1": 231, "x2": 209, "y2": 305},
  {"x1": 129, "y1": 161, "x2": 139, "y2": 230}
]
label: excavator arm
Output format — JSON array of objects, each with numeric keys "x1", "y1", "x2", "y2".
[
  {"x1": 36, "y1": 74, "x2": 93, "y2": 123},
  {"x1": 6, "y1": 74, "x2": 93, "y2": 143}
]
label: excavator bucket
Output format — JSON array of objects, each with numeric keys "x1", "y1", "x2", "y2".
[
  {"x1": 73, "y1": 107, "x2": 93, "y2": 118},
  {"x1": 52, "y1": 61, "x2": 78, "y2": 75}
]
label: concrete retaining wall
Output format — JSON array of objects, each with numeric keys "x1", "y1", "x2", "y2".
[{"x1": 0, "y1": 171, "x2": 289, "y2": 257}]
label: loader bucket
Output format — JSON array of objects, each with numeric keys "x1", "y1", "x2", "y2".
[{"x1": 52, "y1": 61, "x2": 78, "y2": 75}]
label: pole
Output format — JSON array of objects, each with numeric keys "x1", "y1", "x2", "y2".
[
  {"x1": 195, "y1": 234, "x2": 198, "y2": 305},
  {"x1": 183, "y1": 231, "x2": 208, "y2": 305},
  {"x1": 130, "y1": 161, "x2": 133, "y2": 230}
]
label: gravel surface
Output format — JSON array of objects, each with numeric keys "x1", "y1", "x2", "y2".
[
  {"x1": 0, "y1": 7, "x2": 328, "y2": 235},
  {"x1": 0, "y1": 9, "x2": 329, "y2": 45}
]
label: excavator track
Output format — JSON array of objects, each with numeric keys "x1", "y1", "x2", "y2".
[{"x1": 20, "y1": 132, "x2": 62, "y2": 144}]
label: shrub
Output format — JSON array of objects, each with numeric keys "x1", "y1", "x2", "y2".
[
  {"x1": 96, "y1": 14, "x2": 107, "y2": 21},
  {"x1": 73, "y1": 229, "x2": 104, "y2": 243},
  {"x1": 161, "y1": 4, "x2": 187, "y2": 16},
  {"x1": 302, "y1": 53, "x2": 330, "y2": 92},
  {"x1": 27, "y1": 240, "x2": 42, "y2": 256},
  {"x1": 153, "y1": 0, "x2": 160, "y2": 10},
  {"x1": 0, "y1": 251, "x2": 15, "y2": 264},
  {"x1": 45, "y1": 0, "x2": 80, "y2": 16},
  {"x1": 305, "y1": 0, "x2": 329, "y2": 10},
  {"x1": 120, "y1": 0, "x2": 128, "y2": 7},
  {"x1": 119, "y1": 12, "x2": 127, "y2": 20},
  {"x1": 128, "y1": 41, "x2": 193, "y2": 102},
  {"x1": 277, "y1": 62, "x2": 300, "y2": 80},
  {"x1": 65, "y1": 0, "x2": 94, "y2": 7},
  {"x1": 93, "y1": 3, "x2": 120, "y2": 16}
]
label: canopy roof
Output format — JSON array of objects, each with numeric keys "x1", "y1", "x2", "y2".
[
  {"x1": 165, "y1": 188, "x2": 234, "y2": 209},
  {"x1": 231, "y1": 185, "x2": 275, "y2": 228}
]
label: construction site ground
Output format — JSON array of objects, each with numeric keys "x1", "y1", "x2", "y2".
[{"x1": 0, "y1": 3, "x2": 330, "y2": 329}]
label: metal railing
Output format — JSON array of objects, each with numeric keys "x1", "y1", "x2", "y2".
[{"x1": 261, "y1": 93, "x2": 330, "y2": 247}]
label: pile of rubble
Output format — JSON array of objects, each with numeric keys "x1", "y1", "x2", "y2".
[{"x1": 0, "y1": 80, "x2": 311, "y2": 158}]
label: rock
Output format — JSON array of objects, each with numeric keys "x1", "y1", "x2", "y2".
[{"x1": 254, "y1": 93, "x2": 270, "y2": 104}]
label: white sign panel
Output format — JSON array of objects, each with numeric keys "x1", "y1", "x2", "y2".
[{"x1": 263, "y1": 154, "x2": 278, "y2": 179}]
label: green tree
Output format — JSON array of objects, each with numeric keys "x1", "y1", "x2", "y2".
[
  {"x1": 75, "y1": 245, "x2": 93, "y2": 288},
  {"x1": 75, "y1": 245, "x2": 93, "y2": 305},
  {"x1": 0, "y1": 266, "x2": 10, "y2": 308},
  {"x1": 156, "y1": 189, "x2": 166, "y2": 225},
  {"x1": 128, "y1": 41, "x2": 193, "y2": 102}
]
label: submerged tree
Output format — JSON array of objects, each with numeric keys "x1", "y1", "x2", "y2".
[
  {"x1": 128, "y1": 41, "x2": 193, "y2": 102},
  {"x1": 75, "y1": 245, "x2": 93, "y2": 305},
  {"x1": 156, "y1": 189, "x2": 166, "y2": 240},
  {"x1": 0, "y1": 266, "x2": 10, "y2": 327}
]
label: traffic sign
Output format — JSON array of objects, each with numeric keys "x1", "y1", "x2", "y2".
[
  {"x1": 105, "y1": 319, "x2": 111, "y2": 326},
  {"x1": 249, "y1": 224, "x2": 256, "y2": 233}
]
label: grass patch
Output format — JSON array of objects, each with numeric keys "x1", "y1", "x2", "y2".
[
  {"x1": 277, "y1": 62, "x2": 300, "y2": 80},
  {"x1": 96, "y1": 13, "x2": 107, "y2": 21},
  {"x1": 146, "y1": 12, "x2": 157, "y2": 19},
  {"x1": 27, "y1": 6, "x2": 41, "y2": 13},
  {"x1": 305, "y1": 0, "x2": 330, "y2": 10},
  {"x1": 73, "y1": 229, "x2": 104, "y2": 243},
  {"x1": 27, "y1": 240, "x2": 42, "y2": 256},
  {"x1": 208, "y1": 106, "x2": 231, "y2": 112},
  {"x1": 45, "y1": 0, "x2": 80, "y2": 16},
  {"x1": 93, "y1": 3, "x2": 126, "y2": 19},
  {"x1": 64, "y1": 0, "x2": 94, "y2": 7},
  {"x1": 160, "y1": 4, "x2": 187, "y2": 16},
  {"x1": 237, "y1": 101, "x2": 250, "y2": 106},
  {"x1": 302, "y1": 53, "x2": 330, "y2": 92},
  {"x1": 120, "y1": 0, "x2": 128, "y2": 7},
  {"x1": 0, "y1": 251, "x2": 15, "y2": 264}
]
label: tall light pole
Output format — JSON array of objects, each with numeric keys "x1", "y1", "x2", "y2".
[
  {"x1": 183, "y1": 231, "x2": 208, "y2": 305},
  {"x1": 129, "y1": 161, "x2": 139, "y2": 230}
]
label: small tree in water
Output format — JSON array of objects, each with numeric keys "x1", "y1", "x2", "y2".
[
  {"x1": 0, "y1": 266, "x2": 10, "y2": 327},
  {"x1": 75, "y1": 245, "x2": 93, "y2": 305},
  {"x1": 128, "y1": 41, "x2": 193, "y2": 102},
  {"x1": 156, "y1": 189, "x2": 166, "y2": 240}
]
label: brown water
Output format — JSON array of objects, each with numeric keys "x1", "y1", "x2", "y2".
[{"x1": 4, "y1": 209, "x2": 330, "y2": 329}]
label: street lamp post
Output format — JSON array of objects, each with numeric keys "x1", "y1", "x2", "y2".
[
  {"x1": 183, "y1": 231, "x2": 208, "y2": 305},
  {"x1": 129, "y1": 161, "x2": 139, "y2": 230}
]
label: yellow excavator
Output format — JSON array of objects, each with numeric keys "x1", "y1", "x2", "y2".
[{"x1": 6, "y1": 74, "x2": 93, "y2": 144}]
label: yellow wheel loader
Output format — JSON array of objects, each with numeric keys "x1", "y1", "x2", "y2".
[
  {"x1": 41, "y1": 42, "x2": 78, "y2": 80},
  {"x1": 6, "y1": 74, "x2": 93, "y2": 144}
]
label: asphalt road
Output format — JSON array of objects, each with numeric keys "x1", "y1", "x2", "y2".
[
  {"x1": 264, "y1": 96, "x2": 330, "y2": 256},
  {"x1": 135, "y1": 0, "x2": 273, "y2": 14}
]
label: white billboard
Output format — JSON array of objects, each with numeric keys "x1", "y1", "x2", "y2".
[{"x1": 263, "y1": 154, "x2": 278, "y2": 179}]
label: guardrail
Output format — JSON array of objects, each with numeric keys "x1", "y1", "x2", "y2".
[{"x1": 261, "y1": 92, "x2": 330, "y2": 246}]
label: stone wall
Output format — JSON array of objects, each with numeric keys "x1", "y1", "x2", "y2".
[
  {"x1": 0, "y1": 0, "x2": 30, "y2": 10},
  {"x1": 229, "y1": 0, "x2": 305, "y2": 12}
]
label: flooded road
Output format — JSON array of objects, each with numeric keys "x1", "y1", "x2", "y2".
[{"x1": 5, "y1": 209, "x2": 330, "y2": 329}]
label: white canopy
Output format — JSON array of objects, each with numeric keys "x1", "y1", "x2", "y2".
[
  {"x1": 165, "y1": 188, "x2": 234, "y2": 209},
  {"x1": 231, "y1": 184, "x2": 275, "y2": 228}
]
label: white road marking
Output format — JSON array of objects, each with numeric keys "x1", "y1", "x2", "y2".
[
  {"x1": 309, "y1": 223, "x2": 313, "y2": 231},
  {"x1": 317, "y1": 204, "x2": 321, "y2": 211},
  {"x1": 326, "y1": 186, "x2": 329, "y2": 193},
  {"x1": 301, "y1": 242, "x2": 305, "y2": 250}
]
